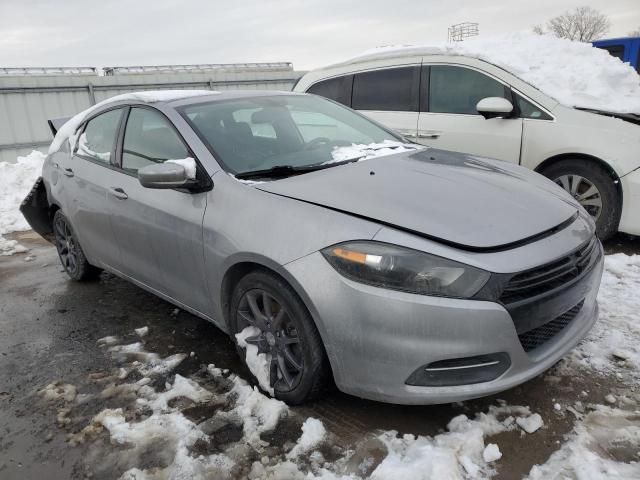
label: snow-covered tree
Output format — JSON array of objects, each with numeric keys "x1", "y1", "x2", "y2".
[
  {"x1": 535, "y1": 6, "x2": 610, "y2": 42},
  {"x1": 629, "y1": 27, "x2": 640, "y2": 37}
]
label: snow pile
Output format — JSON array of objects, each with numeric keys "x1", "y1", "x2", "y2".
[
  {"x1": 526, "y1": 406, "x2": 640, "y2": 479},
  {"x1": 0, "y1": 150, "x2": 46, "y2": 255},
  {"x1": 106, "y1": 341, "x2": 187, "y2": 376},
  {"x1": 516, "y1": 413, "x2": 544, "y2": 434},
  {"x1": 355, "y1": 32, "x2": 640, "y2": 114},
  {"x1": 286, "y1": 418, "x2": 327, "y2": 459},
  {"x1": 49, "y1": 90, "x2": 217, "y2": 154},
  {"x1": 482, "y1": 444, "x2": 502, "y2": 463},
  {"x1": 563, "y1": 254, "x2": 640, "y2": 377},
  {"x1": 223, "y1": 375, "x2": 289, "y2": 445},
  {"x1": 327, "y1": 140, "x2": 423, "y2": 164},
  {"x1": 236, "y1": 326, "x2": 274, "y2": 395},
  {"x1": 134, "y1": 326, "x2": 149, "y2": 337},
  {"x1": 166, "y1": 157, "x2": 197, "y2": 179},
  {"x1": 252, "y1": 405, "x2": 543, "y2": 479}
]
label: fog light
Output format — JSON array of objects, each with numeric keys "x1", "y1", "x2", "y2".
[{"x1": 405, "y1": 352, "x2": 511, "y2": 387}]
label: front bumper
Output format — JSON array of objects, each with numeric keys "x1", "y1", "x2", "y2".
[
  {"x1": 619, "y1": 168, "x2": 640, "y2": 236},
  {"x1": 286, "y1": 244, "x2": 603, "y2": 405}
]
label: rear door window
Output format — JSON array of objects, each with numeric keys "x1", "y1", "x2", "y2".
[
  {"x1": 352, "y1": 67, "x2": 420, "y2": 112},
  {"x1": 121, "y1": 107, "x2": 190, "y2": 173},
  {"x1": 76, "y1": 109, "x2": 123, "y2": 164},
  {"x1": 428, "y1": 66, "x2": 510, "y2": 115},
  {"x1": 307, "y1": 76, "x2": 353, "y2": 107}
]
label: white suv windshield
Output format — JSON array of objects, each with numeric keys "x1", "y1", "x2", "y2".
[{"x1": 180, "y1": 94, "x2": 404, "y2": 174}]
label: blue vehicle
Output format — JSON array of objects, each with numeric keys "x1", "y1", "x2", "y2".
[{"x1": 592, "y1": 37, "x2": 640, "y2": 73}]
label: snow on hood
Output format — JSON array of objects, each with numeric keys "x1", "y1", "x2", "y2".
[
  {"x1": 325, "y1": 140, "x2": 424, "y2": 164},
  {"x1": 48, "y1": 90, "x2": 217, "y2": 155},
  {"x1": 353, "y1": 32, "x2": 640, "y2": 115}
]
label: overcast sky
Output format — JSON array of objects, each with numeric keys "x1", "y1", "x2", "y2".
[{"x1": 1, "y1": 0, "x2": 638, "y2": 71}]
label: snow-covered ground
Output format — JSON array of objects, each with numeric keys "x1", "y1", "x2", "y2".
[
  {"x1": 31, "y1": 250, "x2": 640, "y2": 479},
  {"x1": 353, "y1": 32, "x2": 640, "y2": 114},
  {"x1": 561, "y1": 254, "x2": 640, "y2": 379},
  {"x1": 35, "y1": 331, "x2": 562, "y2": 479},
  {"x1": 0, "y1": 150, "x2": 46, "y2": 255}
]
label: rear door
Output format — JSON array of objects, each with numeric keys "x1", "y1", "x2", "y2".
[
  {"x1": 306, "y1": 66, "x2": 421, "y2": 140},
  {"x1": 107, "y1": 106, "x2": 212, "y2": 315},
  {"x1": 350, "y1": 66, "x2": 421, "y2": 140},
  {"x1": 417, "y1": 64, "x2": 523, "y2": 163},
  {"x1": 64, "y1": 107, "x2": 125, "y2": 268}
]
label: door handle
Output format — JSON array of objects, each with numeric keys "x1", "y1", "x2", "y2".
[
  {"x1": 418, "y1": 131, "x2": 442, "y2": 139},
  {"x1": 397, "y1": 130, "x2": 418, "y2": 138},
  {"x1": 109, "y1": 187, "x2": 128, "y2": 200},
  {"x1": 63, "y1": 168, "x2": 74, "y2": 177}
]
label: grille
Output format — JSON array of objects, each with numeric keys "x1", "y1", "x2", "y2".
[
  {"x1": 501, "y1": 238, "x2": 598, "y2": 304},
  {"x1": 518, "y1": 301, "x2": 584, "y2": 352}
]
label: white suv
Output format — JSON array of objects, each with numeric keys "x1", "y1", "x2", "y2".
[{"x1": 294, "y1": 49, "x2": 640, "y2": 240}]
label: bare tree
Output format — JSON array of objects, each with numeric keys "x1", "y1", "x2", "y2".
[
  {"x1": 532, "y1": 24, "x2": 545, "y2": 35},
  {"x1": 539, "y1": 6, "x2": 610, "y2": 42}
]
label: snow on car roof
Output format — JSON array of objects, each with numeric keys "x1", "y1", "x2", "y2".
[
  {"x1": 48, "y1": 90, "x2": 217, "y2": 154},
  {"x1": 343, "y1": 32, "x2": 640, "y2": 115}
]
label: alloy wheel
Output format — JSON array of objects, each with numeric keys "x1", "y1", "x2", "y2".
[
  {"x1": 237, "y1": 289, "x2": 304, "y2": 392},
  {"x1": 554, "y1": 174, "x2": 603, "y2": 220},
  {"x1": 54, "y1": 216, "x2": 79, "y2": 276}
]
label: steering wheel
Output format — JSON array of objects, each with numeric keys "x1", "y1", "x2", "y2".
[{"x1": 304, "y1": 137, "x2": 332, "y2": 150}]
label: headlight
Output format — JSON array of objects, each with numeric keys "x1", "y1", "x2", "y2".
[{"x1": 321, "y1": 241, "x2": 490, "y2": 298}]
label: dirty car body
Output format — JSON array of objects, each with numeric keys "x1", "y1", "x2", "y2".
[{"x1": 22, "y1": 90, "x2": 603, "y2": 405}]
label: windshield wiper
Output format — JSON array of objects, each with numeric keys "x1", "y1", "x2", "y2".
[
  {"x1": 234, "y1": 165, "x2": 322, "y2": 180},
  {"x1": 234, "y1": 159, "x2": 361, "y2": 180}
]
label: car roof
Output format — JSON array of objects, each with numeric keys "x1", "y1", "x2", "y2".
[{"x1": 163, "y1": 90, "x2": 305, "y2": 108}]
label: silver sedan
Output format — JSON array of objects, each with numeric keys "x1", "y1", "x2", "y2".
[{"x1": 21, "y1": 90, "x2": 603, "y2": 405}]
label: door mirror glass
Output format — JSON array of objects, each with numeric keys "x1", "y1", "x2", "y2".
[
  {"x1": 476, "y1": 97, "x2": 514, "y2": 119},
  {"x1": 138, "y1": 163, "x2": 189, "y2": 189}
]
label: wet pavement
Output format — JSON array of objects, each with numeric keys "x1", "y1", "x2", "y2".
[{"x1": 1, "y1": 231, "x2": 638, "y2": 479}]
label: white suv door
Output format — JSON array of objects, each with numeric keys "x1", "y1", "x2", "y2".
[{"x1": 417, "y1": 64, "x2": 523, "y2": 163}]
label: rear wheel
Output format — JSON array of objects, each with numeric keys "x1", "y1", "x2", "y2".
[
  {"x1": 230, "y1": 270, "x2": 330, "y2": 404},
  {"x1": 541, "y1": 159, "x2": 620, "y2": 240},
  {"x1": 53, "y1": 211, "x2": 101, "y2": 281}
]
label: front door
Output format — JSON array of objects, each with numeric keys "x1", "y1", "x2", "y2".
[
  {"x1": 417, "y1": 65, "x2": 523, "y2": 163},
  {"x1": 107, "y1": 106, "x2": 211, "y2": 315}
]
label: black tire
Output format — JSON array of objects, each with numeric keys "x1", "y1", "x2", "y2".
[
  {"x1": 52, "y1": 211, "x2": 102, "y2": 281},
  {"x1": 541, "y1": 159, "x2": 620, "y2": 241},
  {"x1": 229, "y1": 270, "x2": 330, "y2": 404}
]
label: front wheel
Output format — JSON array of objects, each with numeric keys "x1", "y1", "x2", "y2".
[
  {"x1": 541, "y1": 160, "x2": 620, "y2": 240},
  {"x1": 230, "y1": 271, "x2": 330, "y2": 404},
  {"x1": 52, "y1": 211, "x2": 101, "y2": 281}
]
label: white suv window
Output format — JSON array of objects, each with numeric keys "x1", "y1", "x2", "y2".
[{"x1": 428, "y1": 66, "x2": 509, "y2": 115}]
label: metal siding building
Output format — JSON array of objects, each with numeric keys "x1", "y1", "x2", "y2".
[{"x1": 0, "y1": 64, "x2": 303, "y2": 162}]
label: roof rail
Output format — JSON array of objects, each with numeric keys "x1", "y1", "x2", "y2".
[
  {"x1": 0, "y1": 67, "x2": 98, "y2": 76},
  {"x1": 103, "y1": 62, "x2": 294, "y2": 76}
]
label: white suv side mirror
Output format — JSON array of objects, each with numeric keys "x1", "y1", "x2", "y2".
[{"x1": 476, "y1": 97, "x2": 514, "y2": 119}]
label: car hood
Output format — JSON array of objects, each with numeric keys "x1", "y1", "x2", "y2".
[{"x1": 255, "y1": 149, "x2": 580, "y2": 251}]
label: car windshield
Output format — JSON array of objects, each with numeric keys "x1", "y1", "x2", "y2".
[{"x1": 179, "y1": 94, "x2": 406, "y2": 175}]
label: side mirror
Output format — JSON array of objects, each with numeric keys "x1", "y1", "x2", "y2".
[
  {"x1": 476, "y1": 97, "x2": 514, "y2": 119},
  {"x1": 138, "y1": 163, "x2": 189, "y2": 189}
]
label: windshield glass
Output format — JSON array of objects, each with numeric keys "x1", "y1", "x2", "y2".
[{"x1": 179, "y1": 94, "x2": 407, "y2": 174}]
